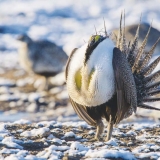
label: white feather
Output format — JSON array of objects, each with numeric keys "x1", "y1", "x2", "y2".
[{"x1": 67, "y1": 38, "x2": 115, "y2": 107}]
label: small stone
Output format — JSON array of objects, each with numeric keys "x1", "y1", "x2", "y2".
[{"x1": 26, "y1": 103, "x2": 38, "y2": 113}]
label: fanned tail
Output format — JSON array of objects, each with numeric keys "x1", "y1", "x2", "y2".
[
  {"x1": 140, "y1": 56, "x2": 160, "y2": 76},
  {"x1": 144, "y1": 70, "x2": 160, "y2": 85},
  {"x1": 138, "y1": 103, "x2": 160, "y2": 111},
  {"x1": 147, "y1": 90, "x2": 160, "y2": 96},
  {"x1": 117, "y1": 12, "x2": 123, "y2": 49},
  {"x1": 122, "y1": 11, "x2": 128, "y2": 55},
  {"x1": 118, "y1": 13, "x2": 160, "y2": 111},
  {"x1": 132, "y1": 23, "x2": 152, "y2": 73},
  {"x1": 138, "y1": 37, "x2": 160, "y2": 72},
  {"x1": 127, "y1": 22, "x2": 140, "y2": 68}
]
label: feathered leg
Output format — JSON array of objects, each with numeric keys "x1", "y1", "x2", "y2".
[
  {"x1": 106, "y1": 115, "x2": 114, "y2": 141},
  {"x1": 95, "y1": 119, "x2": 104, "y2": 140},
  {"x1": 44, "y1": 77, "x2": 50, "y2": 90},
  {"x1": 38, "y1": 76, "x2": 50, "y2": 91}
]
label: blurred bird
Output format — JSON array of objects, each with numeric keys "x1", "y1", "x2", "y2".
[
  {"x1": 17, "y1": 34, "x2": 68, "y2": 90},
  {"x1": 65, "y1": 13, "x2": 160, "y2": 141}
]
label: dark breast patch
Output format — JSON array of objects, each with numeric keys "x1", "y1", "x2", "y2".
[{"x1": 84, "y1": 35, "x2": 106, "y2": 64}]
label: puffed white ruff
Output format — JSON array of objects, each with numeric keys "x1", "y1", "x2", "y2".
[{"x1": 67, "y1": 38, "x2": 115, "y2": 107}]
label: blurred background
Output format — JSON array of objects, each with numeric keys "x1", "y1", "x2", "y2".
[{"x1": 0, "y1": 0, "x2": 160, "y2": 122}]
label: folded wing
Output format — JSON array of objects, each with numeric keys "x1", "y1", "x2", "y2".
[{"x1": 112, "y1": 47, "x2": 137, "y2": 124}]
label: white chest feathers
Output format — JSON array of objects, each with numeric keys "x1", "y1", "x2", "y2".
[{"x1": 67, "y1": 38, "x2": 115, "y2": 107}]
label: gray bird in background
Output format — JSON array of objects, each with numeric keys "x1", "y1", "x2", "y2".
[{"x1": 17, "y1": 34, "x2": 68, "y2": 90}]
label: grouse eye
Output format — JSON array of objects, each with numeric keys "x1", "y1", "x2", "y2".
[{"x1": 94, "y1": 35, "x2": 100, "y2": 42}]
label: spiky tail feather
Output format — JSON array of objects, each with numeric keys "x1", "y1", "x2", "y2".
[
  {"x1": 138, "y1": 104, "x2": 160, "y2": 111},
  {"x1": 118, "y1": 13, "x2": 160, "y2": 111}
]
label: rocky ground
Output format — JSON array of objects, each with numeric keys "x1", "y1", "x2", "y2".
[
  {"x1": 0, "y1": 65, "x2": 160, "y2": 160},
  {"x1": 0, "y1": 119, "x2": 160, "y2": 159},
  {"x1": 0, "y1": 63, "x2": 76, "y2": 123}
]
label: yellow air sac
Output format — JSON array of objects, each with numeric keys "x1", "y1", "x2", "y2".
[{"x1": 75, "y1": 70, "x2": 82, "y2": 90}]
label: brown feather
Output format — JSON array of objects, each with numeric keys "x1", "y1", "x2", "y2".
[
  {"x1": 138, "y1": 103, "x2": 160, "y2": 111},
  {"x1": 69, "y1": 97, "x2": 97, "y2": 126},
  {"x1": 139, "y1": 37, "x2": 160, "y2": 72}
]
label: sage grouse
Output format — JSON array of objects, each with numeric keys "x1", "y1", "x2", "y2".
[
  {"x1": 66, "y1": 14, "x2": 160, "y2": 141},
  {"x1": 17, "y1": 34, "x2": 68, "y2": 90}
]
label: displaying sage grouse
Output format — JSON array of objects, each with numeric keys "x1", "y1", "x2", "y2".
[
  {"x1": 66, "y1": 14, "x2": 160, "y2": 141},
  {"x1": 17, "y1": 34, "x2": 68, "y2": 90}
]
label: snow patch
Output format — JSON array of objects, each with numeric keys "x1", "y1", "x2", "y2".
[
  {"x1": 20, "y1": 127, "x2": 50, "y2": 137},
  {"x1": 13, "y1": 119, "x2": 31, "y2": 124},
  {"x1": 2, "y1": 136, "x2": 23, "y2": 149},
  {"x1": 85, "y1": 149, "x2": 136, "y2": 160}
]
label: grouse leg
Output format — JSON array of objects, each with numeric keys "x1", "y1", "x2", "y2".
[
  {"x1": 38, "y1": 77, "x2": 50, "y2": 91},
  {"x1": 44, "y1": 77, "x2": 50, "y2": 90},
  {"x1": 95, "y1": 119, "x2": 104, "y2": 141},
  {"x1": 106, "y1": 115, "x2": 114, "y2": 141}
]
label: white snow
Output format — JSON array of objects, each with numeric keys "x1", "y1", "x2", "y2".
[
  {"x1": 85, "y1": 149, "x2": 136, "y2": 160},
  {"x1": 49, "y1": 86, "x2": 63, "y2": 95},
  {"x1": 36, "y1": 121, "x2": 56, "y2": 127},
  {"x1": 2, "y1": 136, "x2": 23, "y2": 149},
  {"x1": 56, "y1": 90, "x2": 68, "y2": 100},
  {"x1": 0, "y1": 123, "x2": 9, "y2": 139},
  {"x1": 50, "y1": 72, "x2": 66, "y2": 86},
  {"x1": 0, "y1": 94, "x2": 19, "y2": 102},
  {"x1": 126, "y1": 130, "x2": 137, "y2": 136},
  {"x1": 68, "y1": 142, "x2": 89, "y2": 156},
  {"x1": 113, "y1": 128, "x2": 126, "y2": 137},
  {"x1": 28, "y1": 93, "x2": 41, "y2": 102},
  {"x1": 64, "y1": 131, "x2": 76, "y2": 138},
  {"x1": 51, "y1": 138, "x2": 62, "y2": 144},
  {"x1": 132, "y1": 123, "x2": 153, "y2": 131},
  {"x1": 0, "y1": 120, "x2": 159, "y2": 159},
  {"x1": 105, "y1": 138, "x2": 118, "y2": 146},
  {"x1": 88, "y1": 130, "x2": 95, "y2": 135},
  {"x1": 20, "y1": 127, "x2": 50, "y2": 137},
  {"x1": 94, "y1": 142, "x2": 104, "y2": 147},
  {"x1": 0, "y1": 87, "x2": 9, "y2": 94},
  {"x1": 62, "y1": 121, "x2": 90, "y2": 128},
  {"x1": 26, "y1": 103, "x2": 37, "y2": 113},
  {"x1": 13, "y1": 119, "x2": 31, "y2": 125},
  {"x1": 138, "y1": 152, "x2": 160, "y2": 159},
  {"x1": 0, "y1": 148, "x2": 21, "y2": 154},
  {"x1": 0, "y1": 78, "x2": 15, "y2": 87},
  {"x1": 133, "y1": 143, "x2": 160, "y2": 155},
  {"x1": 70, "y1": 142, "x2": 89, "y2": 151},
  {"x1": 37, "y1": 145, "x2": 68, "y2": 159},
  {"x1": 16, "y1": 79, "x2": 28, "y2": 87}
]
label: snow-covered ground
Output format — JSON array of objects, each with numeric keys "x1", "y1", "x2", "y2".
[
  {"x1": 0, "y1": 0, "x2": 159, "y2": 121},
  {"x1": 0, "y1": 0, "x2": 160, "y2": 159},
  {"x1": 0, "y1": 119, "x2": 160, "y2": 159}
]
